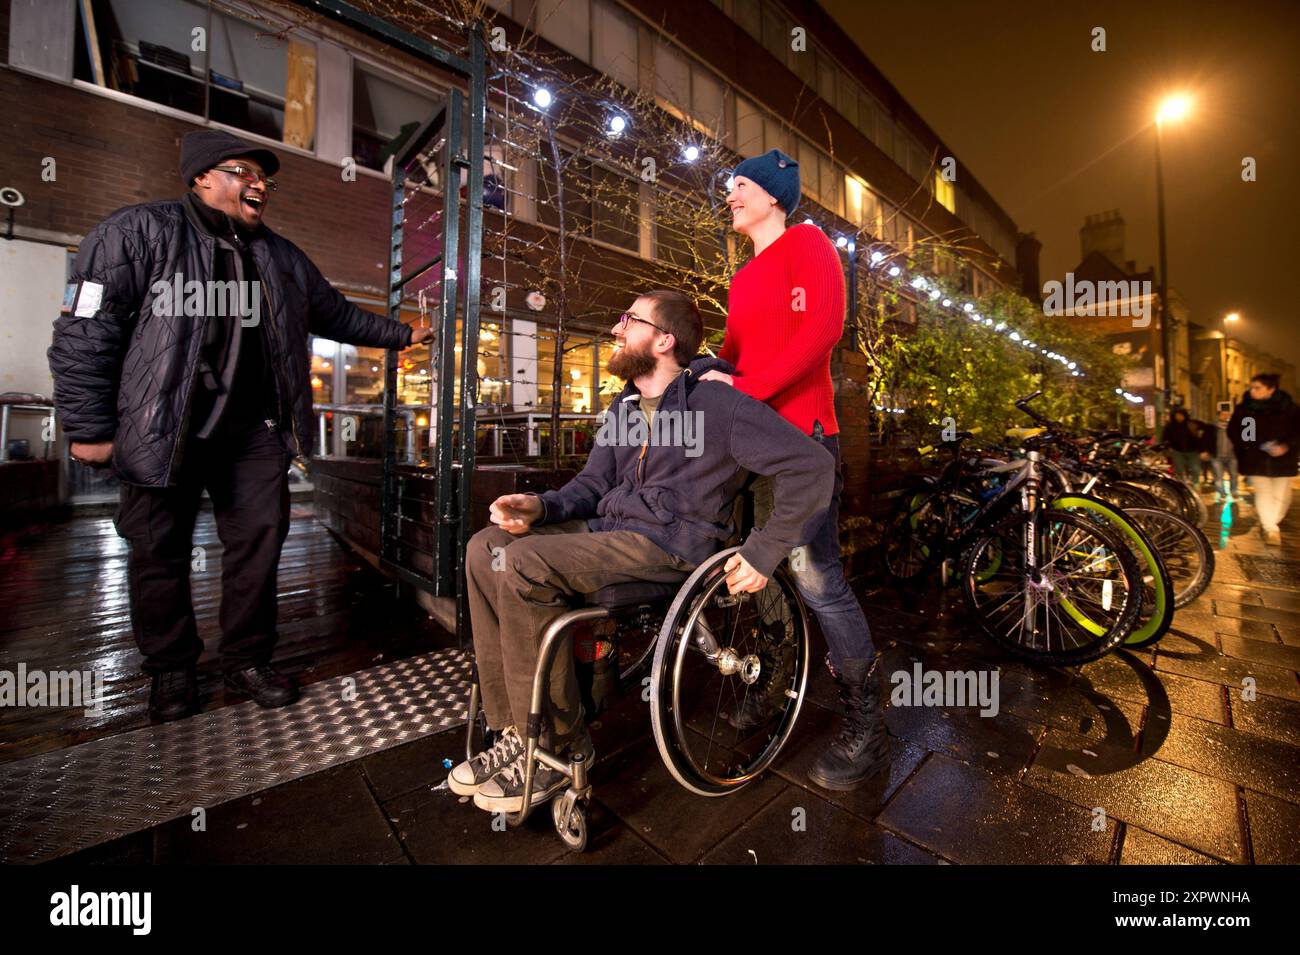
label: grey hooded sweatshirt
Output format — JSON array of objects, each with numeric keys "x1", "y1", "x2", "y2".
[{"x1": 532, "y1": 354, "x2": 835, "y2": 577}]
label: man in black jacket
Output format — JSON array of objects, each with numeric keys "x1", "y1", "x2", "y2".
[
  {"x1": 449, "y1": 290, "x2": 835, "y2": 814},
  {"x1": 48, "y1": 130, "x2": 432, "y2": 721},
  {"x1": 1229, "y1": 373, "x2": 1300, "y2": 545}
]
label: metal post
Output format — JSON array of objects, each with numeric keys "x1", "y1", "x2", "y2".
[
  {"x1": 431, "y1": 88, "x2": 464, "y2": 595},
  {"x1": 847, "y1": 242, "x2": 858, "y2": 350},
  {"x1": 453, "y1": 25, "x2": 487, "y2": 646},
  {"x1": 379, "y1": 159, "x2": 406, "y2": 565},
  {"x1": 1155, "y1": 123, "x2": 1172, "y2": 413}
]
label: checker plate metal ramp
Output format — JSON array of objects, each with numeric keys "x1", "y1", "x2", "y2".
[{"x1": 0, "y1": 648, "x2": 472, "y2": 863}]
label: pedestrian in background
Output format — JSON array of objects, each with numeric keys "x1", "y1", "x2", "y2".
[
  {"x1": 1229, "y1": 373, "x2": 1300, "y2": 546},
  {"x1": 1162, "y1": 408, "x2": 1204, "y2": 486},
  {"x1": 1209, "y1": 404, "x2": 1240, "y2": 502}
]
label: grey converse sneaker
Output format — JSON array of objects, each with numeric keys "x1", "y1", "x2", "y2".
[
  {"x1": 448, "y1": 725, "x2": 524, "y2": 796},
  {"x1": 473, "y1": 726, "x2": 595, "y2": 814}
]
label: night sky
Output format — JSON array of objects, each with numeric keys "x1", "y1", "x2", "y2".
[{"x1": 820, "y1": 0, "x2": 1300, "y2": 373}]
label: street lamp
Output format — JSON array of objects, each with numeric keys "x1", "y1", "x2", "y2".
[{"x1": 1154, "y1": 93, "x2": 1191, "y2": 412}]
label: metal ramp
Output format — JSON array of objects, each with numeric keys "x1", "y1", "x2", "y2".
[{"x1": 0, "y1": 649, "x2": 472, "y2": 864}]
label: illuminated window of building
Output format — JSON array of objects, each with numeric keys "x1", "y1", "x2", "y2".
[
  {"x1": 597, "y1": 339, "x2": 621, "y2": 411},
  {"x1": 934, "y1": 169, "x2": 956, "y2": 214}
]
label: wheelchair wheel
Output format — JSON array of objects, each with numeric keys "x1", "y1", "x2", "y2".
[
  {"x1": 649, "y1": 547, "x2": 810, "y2": 797},
  {"x1": 552, "y1": 796, "x2": 589, "y2": 853}
]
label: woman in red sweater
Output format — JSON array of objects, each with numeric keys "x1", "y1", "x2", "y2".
[{"x1": 699, "y1": 148, "x2": 888, "y2": 791}]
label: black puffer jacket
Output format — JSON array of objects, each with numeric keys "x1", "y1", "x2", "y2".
[
  {"x1": 48, "y1": 198, "x2": 412, "y2": 486},
  {"x1": 1228, "y1": 389, "x2": 1300, "y2": 477}
]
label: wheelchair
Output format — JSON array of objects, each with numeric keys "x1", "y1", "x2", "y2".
[{"x1": 462, "y1": 491, "x2": 812, "y2": 852}]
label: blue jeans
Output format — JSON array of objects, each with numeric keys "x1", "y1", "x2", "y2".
[
  {"x1": 1209, "y1": 456, "x2": 1238, "y2": 496},
  {"x1": 752, "y1": 427, "x2": 875, "y2": 671}
]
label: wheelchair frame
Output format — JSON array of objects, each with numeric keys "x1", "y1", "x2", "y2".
[{"x1": 462, "y1": 544, "x2": 811, "y2": 852}]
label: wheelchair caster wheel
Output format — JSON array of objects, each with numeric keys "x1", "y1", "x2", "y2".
[{"x1": 552, "y1": 795, "x2": 588, "y2": 853}]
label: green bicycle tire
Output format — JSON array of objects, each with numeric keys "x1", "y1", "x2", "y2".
[{"x1": 1050, "y1": 494, "x2": 1175, "y2": 647}]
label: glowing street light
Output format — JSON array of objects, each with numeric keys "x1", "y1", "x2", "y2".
[{"x1": 1155, "y1": 94, "x2": 1192, "y2": 126}]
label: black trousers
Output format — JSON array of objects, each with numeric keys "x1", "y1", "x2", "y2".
[{"x1": 114, "y1": 419, "x2": 291, "y2": 674}]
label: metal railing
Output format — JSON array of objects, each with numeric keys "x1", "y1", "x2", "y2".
[{"x1": 315, "y1": 403, "x2": 599, "y2": 464}]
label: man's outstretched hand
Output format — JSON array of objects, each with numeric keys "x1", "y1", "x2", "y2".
[
  {"x1": 407, "y1": 327, "x2": 434, "y2": 347},
  {"x1": 70, "y1": 441, "x2": 113, "y2": 468},
  {"x1": 489, "y1": 493, "x2": 543, "y2": 535},
  {"x1": 723, "y1": 552, "x2": 768, "y2": 594}
]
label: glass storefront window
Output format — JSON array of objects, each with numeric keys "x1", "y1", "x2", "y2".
[
  {"x1": 597, "y1": 339, "x2": 620, "y2": 411},
  {"x1": 535, "y1": 329, "x2": 597, "y2": 414}
]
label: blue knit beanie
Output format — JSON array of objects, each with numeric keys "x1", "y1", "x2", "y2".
[{"x1": 732, "y1": 148, "x2": 800, "y2": 217}]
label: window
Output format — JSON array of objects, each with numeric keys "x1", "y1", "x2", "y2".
[
  {"x1": 934, "y1": 170, "x2": 956, "y2": 214},
  {"x1": 352, "y1": 64, "x2": 440, "y2": 171},
  {"x1": 654, "y1": 197, "x2": 695, "y2": 270},
  {"x1": 845, "y1": 174, "x2": 880, "y2": 233},
  {"x1": 816, "y1": 54, "x2": 836, "y2": 104},
  {"x1": 536, "y1": 149, "x2": 592, "y2": 237},
  {"x1": 734, "y1": 0, "x2": 762, "y2": 41},
  {"x1": 797, "y1": 138, "x2": 821, "y2": 201},
  {"x1": 877, "y1": 115, "x2": 896, "y2": 160},
  {"x1": 836, "y1": 74, "x2": 858, "y2": 124},
  {"x1": 536, "y1": 0, "x2": 591, "y2": 61},
  {"x1": 654, "y1": 39, "x2": 690, "y2": 112},
  {"x1": 597, "y1": 339, "x2": 620, "y2": 411},
  {"x1": 75, "y1": 0, "x2": 209, "y2": 113},
  {"x1": 591, "y1": 164, "x2": 638, "y2": 252},
  {"x1": 217, "y1": 13, "x2": 316, "y2": 145},
  {"x1": 535, "y1": 330, "x2": 596, "y2": 413},
  {"x1": 892, "y1": 130, "x2": 911, "y2": 174},
  {"x1": 764, "y1": 117, "x2": 792, "y2": 157},
  {"x1": 691, "y1": 65, "x2": 725, "y2": 131},
  {"x1": 592, "y1": 0, "x2": 637, "y2": 90},
  {"x1": 761, "y1": 5, "x2": 789, "y2": 63},
  {"x1": 907, "y1": 138, "x2": 929, "y2": 181},
  {"x1": 73, "y1": 0, "x2": 315, "y2": 147},
  {"x1": 735, "y1": 95, "x2": 764, "y2": 158},
  {"x1": 819, "y1": 154, "x2": 841, "y2": 216}
]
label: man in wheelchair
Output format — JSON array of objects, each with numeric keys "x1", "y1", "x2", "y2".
[{"x1": 451, "y1": 289, "x2": 836, "y2": 813}]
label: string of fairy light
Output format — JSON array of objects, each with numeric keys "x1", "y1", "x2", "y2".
[{"x1": 527, "y1": 77, "x2": 1146, "y2": 410}]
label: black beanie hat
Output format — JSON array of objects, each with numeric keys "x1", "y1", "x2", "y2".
[
  {"x1": 180, "y1": 129, "x2": 280, "y2": 186},
  {"x1": 732, "y1": 148, "x2": 800, "y2": 217}
]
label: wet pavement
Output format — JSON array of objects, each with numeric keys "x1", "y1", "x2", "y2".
[{"x1": 35, "y1": 487, "x2": 1300, "y2": 864}]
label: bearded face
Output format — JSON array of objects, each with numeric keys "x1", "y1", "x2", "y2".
[{"x1": 607, "y1": 335, "x2": 658, "y2": 381}]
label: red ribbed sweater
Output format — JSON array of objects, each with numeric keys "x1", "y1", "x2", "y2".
[{"x1": 720, "y1": 223, "x2": 845, "y2": 436}]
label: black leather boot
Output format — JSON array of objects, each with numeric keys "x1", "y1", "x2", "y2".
[
  {"x1": 807, "y1": 657, "x2": 890, "y2": 791},
  {"x1": 223, "y1": 665, "x2": 300, "y2": 708},
  {"x1": 149, "y1": 668, "x2": 199, "y2": 722}
]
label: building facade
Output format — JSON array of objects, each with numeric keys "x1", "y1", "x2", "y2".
[{"x1": 3, "y1": 0, "x2": 1036, "y2": 515}]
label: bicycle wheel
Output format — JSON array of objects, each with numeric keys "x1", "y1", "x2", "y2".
[
  {"x1": 1091, "y1": 480, "x2": 1161, "y2": 511},
  {"x1": 1050, "y1": 495, "x2": 1176, "y2": 649},
  {"x1": 650, "y1": 548, "x2": 810, "y2": 796},
  {"x1": 1134, "y1": 474, "x2": 1204, "y2": 525},
  {"x1": 961, "y1": 509, "x2": 1143, "y2": 665},
  {"x1": 1124, "y1": 506, "x2": 1215, "y2": 608},
  {"x1": 883, "y1": 489, "x2": 943, "y2": 583}
]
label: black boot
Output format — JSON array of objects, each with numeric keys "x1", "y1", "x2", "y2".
[
  {"x1": 149, "y1": 668, "x2": 199, "y2": 722},
  {"x1": 224, "y1": 665, "x2": 300, "y2": 708},
  {"x1": 807, "y1": 657, "x2": 890, "y2": 791}
]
